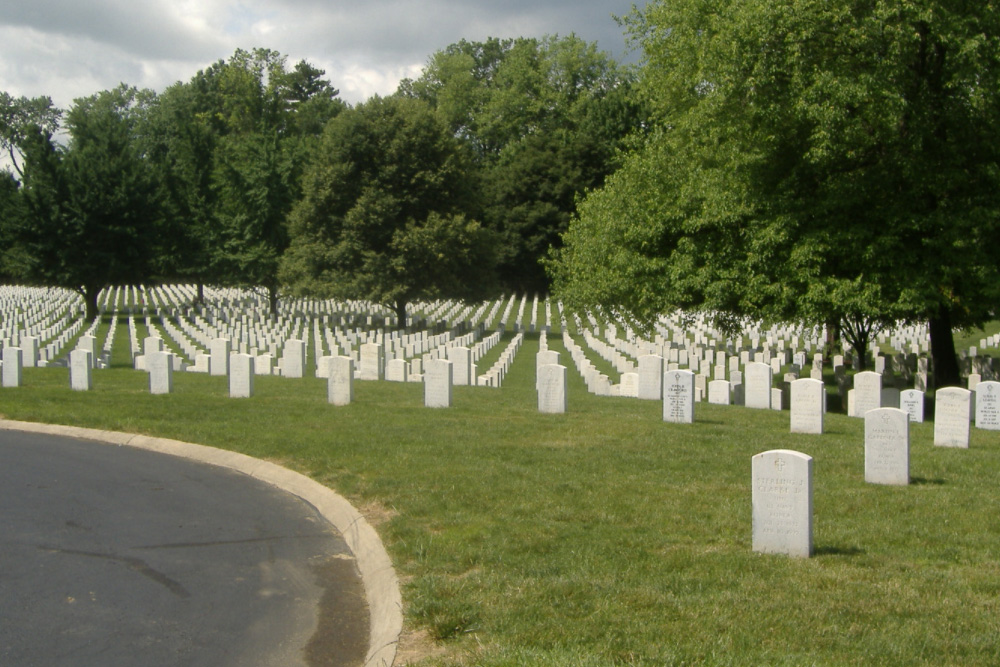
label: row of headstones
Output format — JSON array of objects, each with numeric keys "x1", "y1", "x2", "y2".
[
  {"x1": 145, "y1": 302, "x2": 495, "y2": 381},
  {"x1": 0, "y1": 287, "x2": 83, "y2": 345},
  {"x1": 525, "y1": 357, "x2": 995, "y2": 446},
  {"x1": 138, "y1": 284, "x2": 538, "y2": 341},
  {"x1": 139, "y1": 350, "x2": 481, "y2": 408}
]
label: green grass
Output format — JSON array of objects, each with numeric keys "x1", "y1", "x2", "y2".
[{"x1": 2, "y1": 335, "x2": 999, "y2": 666}]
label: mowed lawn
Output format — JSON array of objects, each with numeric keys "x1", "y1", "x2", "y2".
[{"x1": 2, "y1": 328, "x2": 999, "y2": 666}]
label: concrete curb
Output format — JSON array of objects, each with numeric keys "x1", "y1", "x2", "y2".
[{"x1": 0, "y1": 419, "x2": 401, "y2": 667}]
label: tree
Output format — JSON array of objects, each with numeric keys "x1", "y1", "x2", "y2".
[
  {"x1": 144, "y1": 63, "x2": 228, "y2": 303},
  {"x1": 553, "y1": 0, "x2": 1000, "y2": 385},
  {"x1": 0, "y1": 170, "x2": 29, "y2": 281},
  {"x1": 210, "y1": 48, "x2": 344, "y2": 315},
  {"x1": 402, "y1": 36, "x2": 644, "y2": 294},
  {"x1": 0, "y1": 92, "x2": 61, "y2": 178},
  {"x1": 280, "y1": 95, "x2": 497, "y2": 327},
  {"x1": 14, "y1": 85, "x2": 163, "y2": 318}
]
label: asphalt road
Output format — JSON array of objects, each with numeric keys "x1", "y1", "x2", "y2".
[{"x1": 0, "y1": 429, "x2": 368, "y2": 667}]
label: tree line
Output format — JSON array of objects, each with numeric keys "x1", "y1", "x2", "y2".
[{"x1": 0, "y1": 38, "x2": 643, "y2": 324}]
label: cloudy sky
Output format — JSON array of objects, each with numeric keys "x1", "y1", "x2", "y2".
[{"x1": 0, "y1": 0, "x2": 642, "y2": 112}]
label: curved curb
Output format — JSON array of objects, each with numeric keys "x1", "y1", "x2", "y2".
[{"x1": 0, "y1": 419, "x2": 401, "y2": 667}]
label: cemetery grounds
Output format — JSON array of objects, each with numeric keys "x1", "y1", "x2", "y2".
[{"x1": 1, "y1": 284, "x2": 998, "y2": 666}]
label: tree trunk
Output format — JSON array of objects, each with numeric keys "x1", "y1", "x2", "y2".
[
  {"x1": 393, "y1": 300, "x2": 407, "y2": 330},
  {"x1": 929, "y1": 306, "x2": 961, "y2": 389},
  {"x1": 195, "y1": 282, "x2": 205, "y2": 306},
  {"x1": 840, "y1": 316, "x2": 871, "y2": 371},
  {"x1": 82, "y1": 285, "x2": 102, "y2": 321},
  {"x1": 267, "y1": 284, "x2": 279, "y2": 319},
  {"x1": 825, "y1": 318, "x2": 841, "y2": 363}
]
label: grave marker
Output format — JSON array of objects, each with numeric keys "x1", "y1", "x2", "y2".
[
  {"x1": 147, "y1": 351, "x2": 173, "y2": 395},
  {"x1": 328, "y1": 356, "x2": 354, "y2": 406},
  {"x1": 424, "y1": 359, "x2": 453, "y2": 408},
  {"x1": 851, "y1": 371, "x2": 882, "y2": 417},
  {"x1": 974, "y1": 381, "x2": 1000, "y2": 430},
  {"x1": 899, "y1": 389, "x2": 925, "y2": 423},
  {"x1": 637, "y1": 355, "x2": 664, "y2": 400},
  {"x1": 282, "y1": 339, "x2": 305, "y2": 378},
  {"x1": 708, "y1": 379, "x2": 731, "y2": 405},
  {"x1": 210, "y1": 338, "x2": 230, "y2": 376},
  {"x1": 359, "y1": 343, "x2": 383, "y2": 381},
  {"x1": 663, "y1": 369, "x2": 695, "y2": 424},
  {"x1": 745, "y1": 362, "x2": 772, "y2": 409},
  {"x1": 789, "y1": 378, "x2": 824, "y2": 434},
  {"x1": 864, "y1": 408, "x2": 909, "y2": 485},
  {"x1": 934, "y1": 387, "x2": 971, "y2": 448},
  {"x1": 229, "y1": 353, "x2": 255, "y2": 398},
  {"x1": 448, "y1": 346, "x2": 473, "y2": 386},
  {"x1": 2, "y1": 347, "x2": 22, "y2": 388},
  {"x1": 752, "y1": 450, "x2": 813, "y2": 558},
  {"x1": 69, "y1": 349, "x2": 93, "y2": 391},
  {"x1": 537, "y1": 364, "x2": 568, "y2": 414}
]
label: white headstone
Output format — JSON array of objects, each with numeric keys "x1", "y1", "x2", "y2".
[
  {"x1": 143, "y1": 336, "x2": 164, "y2": 356},
  {"x1": 69, "y1": 349, "x2": 93, "y2": 391},
  {"x1": 22, "y1": 336, "x2": 38, "y2": 368},
  {"x1": 229, "y1": 353, "x2": 255, "y2": 398},
  {"x1": 537, "y1": 364, "x2": 568, "y2": 413},
  {"x1": 359, "y1": 343, "x2": 383, "y2": 381},
  {"x1": 282, "y1": 339, "x2": 306, "y2": 378},
  {"x1": 744, "y1": 362, "x2": 772, "y2": 409},
  {"x1": 899, "y1": 389, "x2": 925, "y2": 423},
  {"x1": 974, "y1": 380, "x2": 1000, "y2": 430},
  {"x1": 147, "y1": 351, "x2": 174, "y2": 395},
  {"x1": 789, "y1": 378, "x2": 824, "y2": 434},
  {"x1": 386, "y1": 358, "x2": 408, "y2": 382},
  {"x1": 934, "y1": 387, "x2": 971, "y2": 448},
  {"x1": 537, "y1": 350, "x2": 560, "y2": 369},
  {"x1": 447, "y1": 346, "x2": 473, "y2": 386},
  {"x1": 851, "y1": 371, "x2": 882, "y2": 417},
  {"x1": 708, "y1": 379, "x2": 731, "y2": 405},
  {"x1": 752, "y1": 449, "x2": 813, "y2": 558},
  {"x1": 619, "y1": 372, "x2": 639, "y2": 398},
  {"x1": 424, "y1": 359, "x2": 453, "y2": 408},
  {"x1": 2, "y1": 347, "x2": 22, "y2": 388},
  {"x1": 328, "y1": 356, "x2": 354, "y2": 406},
  {"x1": 637, "y1": 355, "x2": 664, "y2": 400},
  {"x1": 864, "y1": 408, "x2": 909, "y2": 485},
  {"x1": 78, "y1": 335, "x2": 98, "y2": 368},
  {"x1": 211, "y1": 338, "x2": 230, "y2": 376},
  {"x1": 663, "y1": 369, "x2": 695, "y2": 424}
]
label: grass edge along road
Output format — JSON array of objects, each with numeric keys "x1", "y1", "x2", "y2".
[{"x1": 1, "y1": 334, "x2": 999, "y2": 666}]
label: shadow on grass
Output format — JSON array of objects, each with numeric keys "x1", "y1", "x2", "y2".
[
  {"x1": 911, "y1": 476, "x2": 947, "y2": 486},
  {"x1": 814, "y1": 545, "x2": 865, "y2": 557}
]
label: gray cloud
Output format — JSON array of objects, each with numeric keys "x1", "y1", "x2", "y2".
[{"x1": 0, "y1": 0, "x2": 641, "y2": 110}]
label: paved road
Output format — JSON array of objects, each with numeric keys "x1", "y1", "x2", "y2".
[{"x1": 0, "y1": 429, "x2": 368, "y2": 667}]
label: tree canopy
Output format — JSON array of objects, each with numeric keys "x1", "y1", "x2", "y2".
[
  {"x1": 402, "y1": 35, "x2": 644, "y2": 294},
  {"x1": 280, "y1": 95, "x2": 497, "y2": 326},
  {"x1": 0, "y1": 92, "x2": 61, "y2": 178},
  {"x1": 553, "y1": 0, "x2": 1000, "y2": 385},
  {"x1": 13, "y1": 85, "x2": 163, "y2": 318}
]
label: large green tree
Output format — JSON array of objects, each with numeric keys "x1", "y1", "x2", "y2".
[
  {"x1": 207, "y1": 48, "x2": 343, "y2": 315},
  {"x1": 280, "y1": 95, "x2": 497, "y2": 327},
  {"x1": 553, "y1": 0, "x2": 1000, "y2": 386},
  {"x1": 402, "y1": 36, "x2": 644, "y2": 294},
  {"x1": 15, "y1": 85, "x2": 163, "y2": 318},
  {"x1": 145, "y1": 62, "x2": 228, "y2": 301}
]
